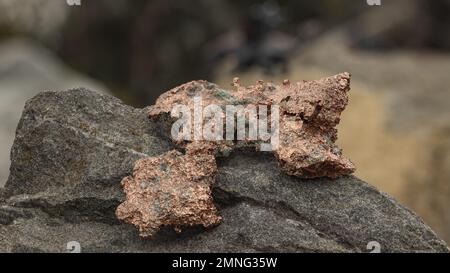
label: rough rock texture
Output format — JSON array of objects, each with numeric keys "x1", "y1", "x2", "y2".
[
  {"x1": 0, "y1": 89, "x2": 449, "y2": 253},
  {"x1": 0, "y1": 38, "x2": 109, "y2": 187},
  {"x1": 116, "y1": 144, "x2": 222, "y2": 238},
  {"x1": 149, "y1": 73, "x2": 355, "y2": 178}
]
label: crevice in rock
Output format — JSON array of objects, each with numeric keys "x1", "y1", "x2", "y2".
[
  {"x1": 0, "y1": 206, "x2": 34, "y2": 225},
  {"x1": 12, "y1": 197, "x2": 122, "y2": 225},
  {"x1": 212, "y1": 187, "x2": 360, "y2": 252}
]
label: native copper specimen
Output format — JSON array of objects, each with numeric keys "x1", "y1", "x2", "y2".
[
  {"x1": 117, "y1": 73, "x2": 355, "y2": 238},
  {"x1": 116, "y1": 142, "x2": 222, "y2": 238},
  {"x1": 149, "y1": 72, "x2": 355, "y2": 178}
]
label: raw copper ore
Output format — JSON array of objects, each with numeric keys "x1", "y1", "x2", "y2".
[
  {"x1": 149, "y1": 72, "x2": 355, "y2": 178},
  {"x1": 117, "y1": 73, "x2": 356, "y2": 237},
  {"x1": 116, "y1": 142, "x2": 222, "y2": 238}
]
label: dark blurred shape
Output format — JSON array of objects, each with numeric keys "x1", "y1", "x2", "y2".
[
  {"x1": 350, "y1": 0, "x2": 450, "y2": 51},
  {"x1": 58, "y1": 0, "x2": 237, "y2": 105},
  {"x1": 235, "y1": 1, "x2": 289, "y2": 73},
  {"x1": 207, "y1": 0, "x2": 365, "y2": 75},
  {"x1": 55, "y1": 0, "x2": 366, "y2": 105},
  {"x1": 207, "y1": 1, "x2": 294, "y2": 75},
  {"x1": 50, "y1": 0, "x2": 450, "y2": 106}
]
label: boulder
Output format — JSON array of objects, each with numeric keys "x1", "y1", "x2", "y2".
[
  {"x1": 0, "y1": 39, "x2": 109, "y2": 187},
  {"x1": 0, "y1": 89, "x2": 448, "y2": 253}
]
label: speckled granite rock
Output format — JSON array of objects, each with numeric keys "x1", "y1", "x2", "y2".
[{"x1": 0, "y1": 89, "x2": 448, "y2": 253}]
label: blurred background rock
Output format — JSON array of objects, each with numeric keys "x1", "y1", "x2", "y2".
[{"x1": 0, "y1": 0, "x2": 449, "y2": 243}]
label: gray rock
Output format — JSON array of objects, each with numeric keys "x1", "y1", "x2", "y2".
[
  {"x1": 0, "y1": 39, "x2": 109, "y2": 187},
  {"x1": 1, "y1": 89, "x2": 448, "y2": 253}
]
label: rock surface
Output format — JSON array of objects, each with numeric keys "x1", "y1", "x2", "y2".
[
  {"x1": 0, "y1": 38, "x2": 109, "y2": 187},
  {"x1": 0, "y1": 89, "x2": 448, "y2": 253}
]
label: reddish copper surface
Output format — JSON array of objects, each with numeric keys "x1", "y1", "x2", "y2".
[
  {"x1": 117, "y1": 73, "x2": 355, "y2": 237},
  {"x1": 116, "y1": 143, "x2": 222, "y2": 238},
  {"x1": 149, "y1": 72, "x2": 355, "y2": 178}
]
